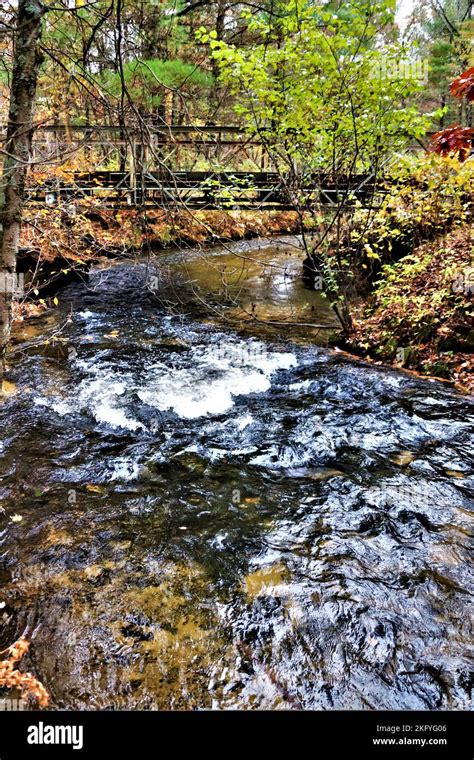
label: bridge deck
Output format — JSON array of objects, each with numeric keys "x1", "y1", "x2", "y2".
[{"x1": 28, "y1": 169, "x2": 387, "y2": 211}]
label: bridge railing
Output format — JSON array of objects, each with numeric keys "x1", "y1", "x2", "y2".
[
  {"x1": 0, "y1": 122, "x2": 434, "y2": 210},
  {"x1": 1, "y1": 124, "x2": 269, "y2": 176}
]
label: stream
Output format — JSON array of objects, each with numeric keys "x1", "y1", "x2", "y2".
[{"x1": 0, "y1": 237, "x2": 473, "y2": 710}]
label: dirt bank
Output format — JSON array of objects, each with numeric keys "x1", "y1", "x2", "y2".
[{"x1": 344, "y1": 226, "x2": 473, "y2": 393}]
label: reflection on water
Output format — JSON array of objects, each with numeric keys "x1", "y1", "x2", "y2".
[
  {"x1": 0, "y1": 243, "x2": 473, "y2": 710},
  {"x1": 150, "y1": 235, "x2": 339, "y2": 338}
]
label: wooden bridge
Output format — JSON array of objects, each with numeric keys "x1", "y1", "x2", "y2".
[
  {"x1": 15, "y1": 124, "x2": 414, "y2": 210},
  {"x1": 31, "y1": 168, "x2": 385, "y2": 211}
]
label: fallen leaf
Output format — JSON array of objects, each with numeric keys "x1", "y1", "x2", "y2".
[{"x1": 0, "y1": 381, "x2": 17, "y2": 397}]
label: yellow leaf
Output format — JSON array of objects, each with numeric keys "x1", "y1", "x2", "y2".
[
  {"x1": 0, "y1": 380, "x2": 17, "y2": 397},
  {"x1": 86, "y1": 484, "x2": 104, "y2": 493},
  {"x1": 364, "y1": 243, "x2": 380, "y2": 260}
]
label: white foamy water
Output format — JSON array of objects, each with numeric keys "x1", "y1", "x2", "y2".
[
  {"x1": 137, "y1": 342, "x2": 296, "y2": 419},
  {"x1": 34, "y1": 339, "x2": 297, "y2": 427},
  {"x1": 35, "y1": 372, "x2": 143, "y2": 431},
  {"x1": 76, "y1": 311, "x2": 97, "y2": 320},
  {"x1": 110, "y1": 457, "x2": 142, "y2": 481}
]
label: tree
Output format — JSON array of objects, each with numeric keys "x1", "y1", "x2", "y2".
[
  {"x1": 202, "y1": 0, "x2": 431, "y2": 331},
  {"x1": 103, "y1": 58, "x2": 213, "y2": 123},
  {"x1": 0, "y1": 0, "x2": 45, "y2": 372},
  {"x1": 404, "y1": 0, "x2": 473, "y2": 125}
]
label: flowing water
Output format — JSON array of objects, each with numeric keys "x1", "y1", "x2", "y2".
[{"x1": 0, "y1": 238, "x2": 473, "y2": 710}]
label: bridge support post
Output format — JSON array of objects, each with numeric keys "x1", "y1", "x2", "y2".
[{"x1": 129, "y1": 135, "x2": 147, "y2": 206}]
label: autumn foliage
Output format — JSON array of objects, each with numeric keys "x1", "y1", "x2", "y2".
[
  {"x1": 0, "y1": 637, "x2": 50, "y2": 708},
  {"x1": 430, "y1": 67, "x2": 474, "y2": 161},
  {"x1": 450, "y1": 66, "x2": 474, "y2": 102},
  {"x1": 431, "y1": 125, "x2": 474, "y2": 161}
]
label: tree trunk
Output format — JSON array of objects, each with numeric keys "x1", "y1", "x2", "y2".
[
  {"x1": 0, "y1": 0, "x2": 44, "y2": 373},
  {"x1": 208, "y1": 0, "x2": 227, "y2": 122}
]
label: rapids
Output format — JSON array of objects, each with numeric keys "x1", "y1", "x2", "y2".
[{"x1": 0, "y1": 240, "x2": 472, "y2": 710}]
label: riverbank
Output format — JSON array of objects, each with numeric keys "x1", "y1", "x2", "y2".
[
  {"x1": 19, "y1": 206, "x2": 300, "y2": 266},
  {"x1": 14, "y1": 205, "x2": 299, "y2": 310},
  {"x1": 12, "y1": 209, "x2": 473, "y2": 393},
  {"x1": 344, "y1": 226, "x2": 473, "y2": 393}
]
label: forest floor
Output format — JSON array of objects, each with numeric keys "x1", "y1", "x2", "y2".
[
  {"x1": 345, "y1": 225, "x2": 473, "y2": 393},
  {"x1": 20, "y1": 207, "x2": 300, "y2": 261}
]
